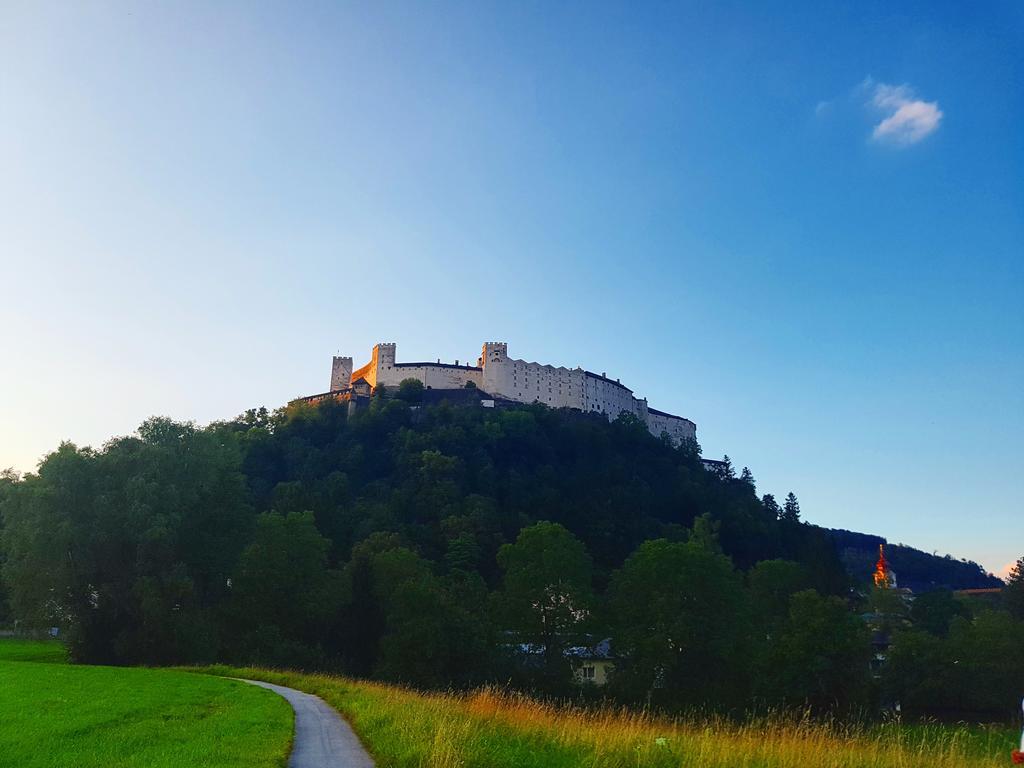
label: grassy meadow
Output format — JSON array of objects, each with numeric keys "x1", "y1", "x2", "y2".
[
  {"x1": 0, "y1": 641, "x2": 292, "y2": 768},
  {"x1": 196, "y1": 665, "x2": 1018, "y2": 768},
  {"x1": 0, "y1": 639, "x2": 1015, "y2": 768},
  {"x1": 0, "y1": 637, "x2": 68, "y2": 663}
]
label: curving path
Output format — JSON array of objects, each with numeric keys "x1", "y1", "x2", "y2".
[{"x1": 238, "y1": 678, "x2": 375, "y2": 768}]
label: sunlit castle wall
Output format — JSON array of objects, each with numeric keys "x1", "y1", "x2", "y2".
[
  {"x1": 384, "y1": 360, "x2": 482, "y2": 390},
  {"x1": 341, "y1": 343, "x2": 483, "y2": 391},
  {"x1": 333, "y1": 341, "x2": 696, "y2": 445},
  {"x1": 346, "y1": 344, "x2": 383, "y2": 388}
]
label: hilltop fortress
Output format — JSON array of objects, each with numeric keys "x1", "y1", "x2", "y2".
[{"x1": 313, "y1": 342, "x2": 696, "y2": 445}]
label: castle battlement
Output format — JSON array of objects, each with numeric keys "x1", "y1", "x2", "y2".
[{"x1": 320, "y1": 342, "x2": 696, "y2": 445}]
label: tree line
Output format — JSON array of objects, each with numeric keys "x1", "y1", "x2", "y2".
[{"x1": 0, "y1": 391, "x2": 1021, "y2": 717}]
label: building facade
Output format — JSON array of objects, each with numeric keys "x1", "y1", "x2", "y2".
[{"x1": 327, "y1": 342, "x2": 697, "y2": 444}]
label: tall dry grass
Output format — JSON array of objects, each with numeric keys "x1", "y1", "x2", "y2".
[{"x1": 197, "y1": 666, "x2": 1014, "y2": 768}]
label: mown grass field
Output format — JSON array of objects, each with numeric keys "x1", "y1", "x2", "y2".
[
  {"x1": 0, "y1": 641, "x2": 292, "y2": 768},
  {"x1": 198, "y1": 665, "x2": 1017, "y2": 768},
  {"x1": 0, "y1": 637, "x2": 68, "y2": 663}
]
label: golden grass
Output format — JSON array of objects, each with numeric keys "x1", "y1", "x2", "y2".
[{"x1": 195, "y1": 666, "x2": 1015, "y2": 767}]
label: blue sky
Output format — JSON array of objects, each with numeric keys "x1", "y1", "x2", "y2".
[{"x1": 2, "y1": 1, "x2": 1021, "y2": 575}]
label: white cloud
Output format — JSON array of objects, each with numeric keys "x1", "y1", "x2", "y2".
[{"x1": 867, "y1": 82, "x2": 942, "y2": 145}]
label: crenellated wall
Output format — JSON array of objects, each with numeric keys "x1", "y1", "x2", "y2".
[
  {"x1": 481, "y1": 350, "x2": 585, "y2": 410},
  {"x1": 381, "y1": 363, "x2": 482, "y2": 390},
  {"x1": 330, "y1": 342, "x2": 697, "y2": 444}
]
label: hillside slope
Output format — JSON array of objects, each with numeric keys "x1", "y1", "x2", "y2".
[{"x1": 828, "y1": 528, "x2": 1002, "y2": 591}]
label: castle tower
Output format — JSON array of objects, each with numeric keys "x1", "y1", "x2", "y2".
[
  {"x1": 344, "y1": 344, "x2": 387, "y2": 389},
  {"x1": 480, "y1": 342, "x2": 509, "y2": 397},
  {"x1": 357, "y1": 342, "x2": 396, "y2": 389},
  {"x1": 375, "y1": 342, "x2": 396, "y2": 368},
  {"x1": 480, "y1": 341, "x2": 508, "y2": 366},
  {"x1": 634, "y1": 396, "x2": 650, "y2": 422},
  {"x1": 330, "y1": 356, "x2": 353, "y2": 391}
]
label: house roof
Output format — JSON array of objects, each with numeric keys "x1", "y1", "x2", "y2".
[
  {"x1": 648, "y1": 407, "x2": 693, "y2": 424},
  {"x1": 565, "y1": 638, "x2": 614, "y2": 660},
  {"x1": 583, "y1": 370, "x2": 632, "y2": 392},
  {"x1": 513, "y1": 638, "x2": 614, "y2": 661}
]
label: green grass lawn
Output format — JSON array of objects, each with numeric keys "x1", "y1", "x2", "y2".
[
  {"x1": 0, "y1": 640, "x2": 293, "y2": 768},
  {"x1": 0, "y1": 637, "x2": 68, "y2": 663},
  {"x1": 196, "y1": 665, "x2": 1019, "y2": 768}
]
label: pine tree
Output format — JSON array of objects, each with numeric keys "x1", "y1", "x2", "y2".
[
  {"x1": 762, "y1": 493, "x2": 781, "y2": 519},
  {"x1": 1005, "y1": 556, "x2": 1024, "y2": 619},
  {"x1": 781, "y1": 492, "x2": 801, "y2": 523},
  {"x1": 740, "y1": 467, "x2": 755, "y2": 487},
  {"x1": 721, "y1": 455, "x2": 735, "y2": 480}
]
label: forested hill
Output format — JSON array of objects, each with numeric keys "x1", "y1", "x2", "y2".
[
  {"x1": 0, "y1": 390, "x2": 1005, "y2": 695},
  {"x1": 828, "y1": 528, "x2": 1003, "y2": 592},
  {"x1": 0, "y1": 394, "x2": 845, "y2": 663},
  {"x1": 241, "y1": 395, "x2": 849, "y2": 590}
]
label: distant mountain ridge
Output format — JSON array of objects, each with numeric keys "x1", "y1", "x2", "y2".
[{"x1": 825, "y1": 527, "x2": 1003, "y2": 592}]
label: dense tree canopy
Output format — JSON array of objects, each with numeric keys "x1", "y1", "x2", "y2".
[
  {"x1": 226, "y1": 511, "x2": 342, "y2": 667},
  {"x1": 2, "y1": 420, "x2": 252, "y2": 664},
  {"x1": 0, "y1": 396, "x2": 1019, "y2": 717},
  {"x1": 609, "y1": 538, "x2": 749, "y2": 708},
  {"x1": 495, "y1": 521, "x2": 595, "y2": 689},
  {"x1": 1004, "y1": 557, "x2": 1024, "y2": 620},
  {"x1": 755, "y1": 590, "x2": 873, "y2": 711},
  {"x1": 885, "y1": 610, "x2": 1024, "y2": 718}
]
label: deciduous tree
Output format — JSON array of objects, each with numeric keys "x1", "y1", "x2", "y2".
[
  {"x1": 228, "y1": 511, "x2": 342, "y2": 667},
  {"x1": 609, "y1": 539, "x2": 749, "y2": 708},
  {"x1": 495, "y1": 522, "x2": 594, "y2": 689},
  {"x1": 757, "y1": 589, "x2": 872, "y2": 711}
]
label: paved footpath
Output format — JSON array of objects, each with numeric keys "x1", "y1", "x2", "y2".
[{"x1": 238, "y1": 679, "x2": 375, "y2": 768}]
